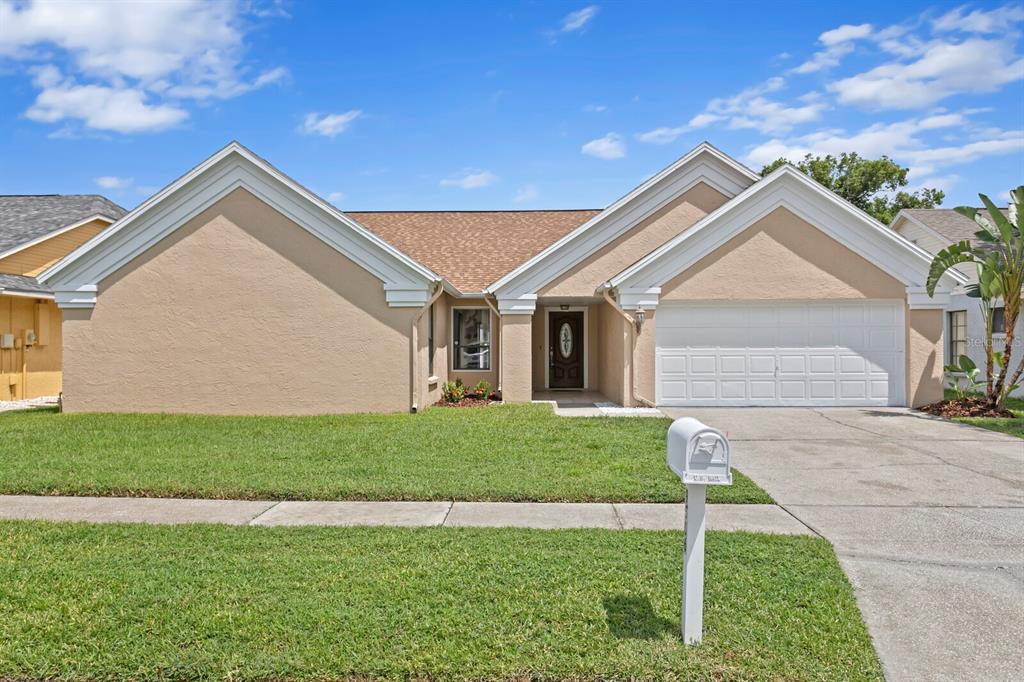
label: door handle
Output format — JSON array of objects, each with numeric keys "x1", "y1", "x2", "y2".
[{"x1": 549, "y1": 348, "x2": 554, "y2": 367}]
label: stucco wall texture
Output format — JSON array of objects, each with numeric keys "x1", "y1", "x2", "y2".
[{"x1": 61, "y1": 188, "x2": 421, "y2": 415}]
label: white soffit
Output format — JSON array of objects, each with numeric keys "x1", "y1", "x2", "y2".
[
  {"x1": 609, "y1": 165, "x2": 968, "y2": 296},
  {"x1": 487, "y1": 142, "x2": 759, "y2": 300},
  {"x1": 40, "y1": 142, "x2": 440, "y2": 308}
]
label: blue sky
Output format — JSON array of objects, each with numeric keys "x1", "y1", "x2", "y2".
[{"x1": 1, "y1": 1, "x2": 1022, "y2": 212}]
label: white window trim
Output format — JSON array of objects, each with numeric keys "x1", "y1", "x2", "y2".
[
  {"x1": 451, "y1": 306, "x2": 493, "y2": 373},
  {"x1": 543, "y1": 306, "x2": 589, "y2": 390}
]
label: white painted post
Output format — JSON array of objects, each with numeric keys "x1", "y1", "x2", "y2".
[{"x1": 682, "y1": 482, "x2": 707, "y2": 644}]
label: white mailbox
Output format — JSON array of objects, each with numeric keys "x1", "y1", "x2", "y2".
[
  {"x1": 666, "y1": 416, "x2": 733, "y2": 645},
  {"x1": 667, "y1": 417, "x2": 732, "y2": 486}
]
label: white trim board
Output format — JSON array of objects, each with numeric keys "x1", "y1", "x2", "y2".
[
  {"x1": 543, "y1": 305, "x2": 589, "y2": 389},
  {"x1": 40, "y1": 142, "x2": 442, "y2": 309},
  {"x1": 0, "y1": 214, "x2": 116, "y2": 263},
  {"x1": 488, "y1": 143, "x2": 758, "y2": 304},
  {"x1": 609, "y1": 166, "x2": 967, "y2": 298}
]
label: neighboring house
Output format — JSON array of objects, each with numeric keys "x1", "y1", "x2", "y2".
[
  {"x1": 0, "y1": 195, "x2": 125, "y2": 400},
  {"x1": 39, "y1": 142, "x2": 964, "y2": 415},
  {"x1": 891, "y1": 208, "x2": 1023, "y2": 397}
]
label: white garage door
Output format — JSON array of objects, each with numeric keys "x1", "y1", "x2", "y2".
[{"x1": 656, "y1": 301, "x2": 905, "y2": 406}]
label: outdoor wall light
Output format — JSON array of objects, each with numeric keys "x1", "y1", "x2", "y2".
[{"x1": 634, "y1": 307, "x2": 645, "y2": 333}]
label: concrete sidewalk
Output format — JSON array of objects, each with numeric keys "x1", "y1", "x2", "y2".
[{"x1": 0, "y1": 494, "x2": 812, "y2": 534}]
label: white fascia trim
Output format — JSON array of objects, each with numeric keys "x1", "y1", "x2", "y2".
[
  {"x1": 40, "y1": 142, "x2": 440, "y2": 309},
  {"x1": 617, "y1": 286, "x2": 661, "y2": 310},
  {"x1": 0, "y1": 289, "x2": 55, "y2": 300},
  {"x1": 906, "y1": 286, "x2": 951, "y2": 309},
  {"x1": 0, "y1": 214, "x2": 115, "y2": 262},
  {"x1": 486, "y1": 142, "x2": 759, "y2": 298},
  {"x1": 609, "y1": 166, "x2": 967, "y2": 294},
  {"x1": 496, "y1": 293, "x2": 537, "y2": 314}
]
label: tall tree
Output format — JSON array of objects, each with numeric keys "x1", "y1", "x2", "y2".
[
  {"x1": 927, "y1": 186, "x2": 1024, "y2": 409},
  {"x1": 760, "y1": 153, "x2": 944, "y2": 224}
]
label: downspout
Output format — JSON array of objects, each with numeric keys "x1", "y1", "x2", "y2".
[
  {"x1": 483, "y1": 295, "x2": 502, "y2": 395},
  {"x1": 602, "y1": 287, "x2": 656, "y2": 408},
  {"x1": 410, "y1": 283, "x2": 444, "y2": 413}
]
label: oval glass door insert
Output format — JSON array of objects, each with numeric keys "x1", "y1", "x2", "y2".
[{"x1": 559, "y1": 322, "x2": 573, "y2": 358}]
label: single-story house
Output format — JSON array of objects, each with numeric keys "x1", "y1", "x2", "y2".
[
  {"x1": 40, "y1": 142, "x2": 964, "y2": 414},
  {"x1": 891, "y1": 208, "x2": 1023, "y2": 397},
  {"x1": 0, "y1": 195, "x2": 124, "y2": 400}
]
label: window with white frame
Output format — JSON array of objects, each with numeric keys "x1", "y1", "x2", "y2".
[
  {"x1": 453, "y1": 308, "x2": 491, "y2": 371},
  {"x1": 428, "y1": 303, "x2": 435, "y2": 376},
  {"x1": 948, "y1": 310, "x2": 967, "y2": 361}
]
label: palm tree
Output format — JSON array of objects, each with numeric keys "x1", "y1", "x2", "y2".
[{"x1": 926, "y1": 186, "x2": 1023, "y2": 409}]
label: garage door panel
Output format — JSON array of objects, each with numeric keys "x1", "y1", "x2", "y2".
[{"x1": 656, "y1": 301, "x2": 904, "y2": 407}]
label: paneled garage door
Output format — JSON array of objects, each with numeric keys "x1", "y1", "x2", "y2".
[{"x1": 656, "y1": 301, "x2": 905, "y2": 406}]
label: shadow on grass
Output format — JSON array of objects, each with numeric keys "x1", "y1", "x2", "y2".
[{"x1": 603, "y1": 594, "x2": 675, "y2": 640}]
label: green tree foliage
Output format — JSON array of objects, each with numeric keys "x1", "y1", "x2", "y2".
[
  {"x1": 760, "y1": 153, "x2": 944, "y2": 224},
  {"x1": 927, "y1": 186, "x2": 1024, "y2": 409}
]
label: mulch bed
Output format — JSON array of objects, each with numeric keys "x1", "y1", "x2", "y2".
[
  {"x1": 433, "y1": 394, "x2": 501, "y2": 408},
  {"x1": 919, "y1": 396, "x2": 1015, "y2": 419}
]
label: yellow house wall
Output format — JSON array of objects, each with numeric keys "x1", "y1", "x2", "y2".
[
  {"x1": 540, "y1": 182, "x2": 728, "y2": 298},
  {"x1": 598, "y1": 301, "x2": 628, "y2": 405},
  {"x1": 907, "y1": 307, "x2": 944, "y2": 408},
  {"x1": 0, "y1": 219, "x2": 111, "y2": 276},
  {"x1": 60, "y1": 188, "x2": 423, "y2": 415},
  {"x1": 0, "y1": 295, "x2": 62, "y2": 400},
  {"x1": 500, "y1": 314, "x2": 532, "y2": 402}
]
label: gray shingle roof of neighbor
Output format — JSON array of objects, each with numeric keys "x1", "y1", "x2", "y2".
[
  {"x1": 0, "y1": 194, "x2": 127, "y2": 254},
  {"x1": 0, "y1": 273, "x2": 53, "y2": 296},
  {"x1": 899, "y1": 207, "x2": 1011, "y2": 246}
]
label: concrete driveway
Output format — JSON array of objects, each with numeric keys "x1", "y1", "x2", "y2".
[{"x1": 662, "y1": 406, "x2": 1024, "y2": 682}]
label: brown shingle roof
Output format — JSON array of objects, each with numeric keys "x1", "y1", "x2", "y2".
[
  {"x1": 900, "y1": 208, "x2": 1011, "y2": 246},
  {"x1": 347, "y1": 210, "x2": 601, "y2": 292}
]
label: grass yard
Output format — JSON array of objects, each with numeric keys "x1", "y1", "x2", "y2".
[
  {"x1": 0, "y1": 403, "x2": 770, "y2": 503},
  {"x1": 943, "y1": 390, "x2": 1024, "y2": 439},
  {"x1": 0, "y1": 521, "x2": 882, "y2": 681}
]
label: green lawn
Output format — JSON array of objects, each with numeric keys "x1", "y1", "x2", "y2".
[
  {"x1": 943, "y1": 390, "x2": 1024, "y2": 439},
  {"x1": 0, "y1": 403, "x2": 769, "y2": 503},
  {"x1": 0, "y1": 521, "x2": 881, "y2": 681}
]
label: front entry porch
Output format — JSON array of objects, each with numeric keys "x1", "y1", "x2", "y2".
[{"x1": 530, "y1": 389, "x2": 662, "y2": 417}]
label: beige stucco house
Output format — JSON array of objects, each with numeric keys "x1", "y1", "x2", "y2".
[
  {"x1": 0, "y1": 195, "x2": 124, "y2": 400},
  {"x1": 40, "y1": 142, "x2": 964, "y2": 414}
]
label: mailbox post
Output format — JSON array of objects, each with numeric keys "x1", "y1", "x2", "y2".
[{"x1": 666, "y1": 417, "x2": 732, "y2": 645}]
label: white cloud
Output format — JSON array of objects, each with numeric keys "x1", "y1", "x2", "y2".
[
  {"x1": 932, "y1": 5, "x2": 1024, "y2": 33},
  {"x1": 299, "y1": 111, "x2": 363, "y2": 138},
  {"x1": 327, "y1": 191, "x2": 345, "y2": 204},
  {"x1": 819, "y1": 23, "x2": 874, "y2": 46},
  {"x1": 562, "y1": 6, "x2": 599, "y2": 32},
  {"x1": 514, "y1": 184, "x2": 539, "y2": 203},
  {"x1": 830, "y1": 37, "x2": 1024, "y2": 109},
  {"x1": 792, "y1": 23, "x2": 872, "y2": 74},
  {"x1": 635, "y1": 126, "x2": 689, "y2": 144},
  {"x1": 582, "y1": 104, "x2": 607, "y2": 113},
  {"x1": 26, "y1": 68, "x2": 188, "y2": 134},
  {"x1": 744, "y1": 115, "x2": 1023, "y2": 178},
  {"x1": 581, "y1": 132, "x2": 626, "y2": 159},
  {"x1": 0, "y1": 0, "x2": 286, "y2": 134},
  {"x1": 440, "y1": 169, "x2": 498, "y2": 189},
  {"x1": 94, "y1": 176, "x2": 133, "y2": 190}
]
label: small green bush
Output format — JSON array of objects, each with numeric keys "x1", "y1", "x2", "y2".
[
  {"x1": 473, "y1": 380, "x2": 492, "y2": 397},
  {"x1": 442, "y1": 379, "x2": 465, "y2": 403}
]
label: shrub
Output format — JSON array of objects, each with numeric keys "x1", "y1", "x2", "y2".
[
  {"x1": 441, "y1": 379, "x2": 465, "y2": 403},
  {"x1": 473, "y1": 380, "x2": 492, "y2": 398}
]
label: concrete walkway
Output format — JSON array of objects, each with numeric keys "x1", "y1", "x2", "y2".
[
  {"x1": 663, "y1": 406, "x2": 1024, "y2": 682},
  {"x1": 0, "y1": 494, "x2": 812, "y2": 534}
]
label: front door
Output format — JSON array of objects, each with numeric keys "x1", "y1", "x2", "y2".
[{"x1": 549, "y1": 311, "x2": 584, "y2": 388}]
